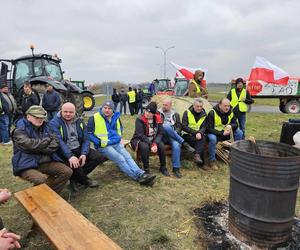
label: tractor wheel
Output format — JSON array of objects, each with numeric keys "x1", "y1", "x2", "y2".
[
  {"x1": 284, "y1": 100, "x2": 300, "y2": 114},
  {"x1": 142, "y1": 96, "x2": 150, "y2": 108},
  {"x1": 82, "y1": 92, "x2": 95, "y2": 111},
  {"x1": 70, "y1": 93, "x2": 84, "y2": 115}
]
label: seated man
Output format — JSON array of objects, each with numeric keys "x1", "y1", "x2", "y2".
[
  {"x1": 206, "y1": 98, "x2": 243, "y2": 169},
  {"x1": 182, "y1": 99, "x2": 209, "y2": 170},
  {"x1": 131, "y1": 102, "x2": 169, "y2": 176},
  {"x1": 87, "y1": 100, "x2": 156, "y2": 186},
  {"x1": 50, "y1": 102, "x2": 104, "y2": 191},
  {"x1": 158, "y1": 98, "x2": 194, "y2": 178},
  {"x1": 12, "y1": 105, "x2": 72, "y2": 194}
]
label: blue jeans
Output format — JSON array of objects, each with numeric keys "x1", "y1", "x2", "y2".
[
  {"x1": 47, "y1": 111, "x2": 58, "y2": 121},
  {"x1": 0, "y1": 114, "x2": 10, "y2": 143},
  {"x1": 207, "y1": 129, "x2": 243, "y2": 161},
  {"x1": 163, "y1": 125, "x2": 183, "y2": 168},
  {"x1": 237, "y1": 112, "x2": 246, "y2": 139},
  {"x1": 97, "y1": 143, "x2": 144, "y2": 180}
]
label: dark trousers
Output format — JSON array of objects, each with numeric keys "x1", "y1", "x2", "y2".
[
  {"x1": 129, "y1": 102, "x2": 135, "y2": 116},
  {"x1": 68, "y1": 148, "x2": 105, "y2": 185},
  {"x1": 113, "y1": 102, "x2": 119, "y2": 111},
  {"x1": 136, "y1": 102, "x2": 143, "y2": 115},
  {"x1": 138, "y1": 141, "x2": 166, "y2": 171},
  {"x1": 120, "y1": 101, "x2": 127, "y2": 114},
  {"x1": 182, "y1": 134, "x2": 206, "y2": 155}
]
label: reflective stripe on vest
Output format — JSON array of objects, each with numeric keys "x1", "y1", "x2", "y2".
[
  {"x1": 187, "y1": 110, "x2": 206, "y2": 131},
  {"x1": 128, "y1": 91, "x2": 136, "y2": 103},
  {"x1": 59, "y1": 122, "x2": 84, "y2": 139},
  {"x1": 191, "y1": 80, "x2": 201, "y2": 94},
  {"x1": 214, "y1": 110, "x2": 234, "y2": 131},
  {"x1": 230, "y1": 88, "x2": 247, "y2": 112},
  {"x1": 93, "y1": 113, "x2": 121, "y2": 148}
]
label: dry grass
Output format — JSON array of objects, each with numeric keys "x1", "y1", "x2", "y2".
[{"x1": 0, "y1": 111, "x2": 300, "y2": 249}]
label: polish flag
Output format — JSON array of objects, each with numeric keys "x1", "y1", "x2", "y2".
[
  {"x1": 249, "y1": 56, "x2": 289, "y2": 85},
  {"x1": 171, "y1": 62, "x2": 208, "y2": 87}
]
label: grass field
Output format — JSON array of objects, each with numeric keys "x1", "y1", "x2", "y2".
[{"x1": 1, "y1": 106, "x2": 299, "y2": 249}]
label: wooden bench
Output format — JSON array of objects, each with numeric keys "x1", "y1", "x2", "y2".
[{"x1": 15, "y1": 184, "x2": 122, "y2": 250}]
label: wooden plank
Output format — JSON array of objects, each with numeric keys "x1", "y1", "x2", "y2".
[{"x1": 15, "y1": 184, "x2": 122, "y2": 250}]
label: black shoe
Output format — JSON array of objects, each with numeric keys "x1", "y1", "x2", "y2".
[
  {"x1": 86, "y1": 179, "x2": 99, "y2": 188},
  {"x1": 138, "y1": 173, "x2": 156, "y2": 186},
  {"x1": 144, "y1": 168, "x2": 150, "y2": 174},
  {"x1": 173, "y1": 168, "x2": 182, "y2": 178},
  {"x1": 182, "y1": 142, "x2": 195, "y2": 153},
  {"x1": 70, "y1": 180, "x2": 80, "y2": 192},
  {"x1": 159, "y1": 167, "x2": 170, "y2": 177},
  {"x1": 194, "y1": 154, "x2": 203, "y2": 166}
]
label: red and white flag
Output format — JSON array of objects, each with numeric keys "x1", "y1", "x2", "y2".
[
  {"x1": 248, "y1": 56, "x2": 289, "y2": 85},
  {"x1": 171, "y1": 62, "x2": 208, "y2": 87}
]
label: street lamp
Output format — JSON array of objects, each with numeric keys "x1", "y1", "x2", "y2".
[{"x1": 155, "y1": 45, "x2": 175, "y2": 79}]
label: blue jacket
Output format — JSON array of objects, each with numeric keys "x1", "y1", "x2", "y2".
[
  {"x1": 12, "y1": 118, "x2": 59, "y2": 176},
  {"x1": 87, "y1": 110, "x2": 123, "y2": 149},
  {"x1": 42, "y1": 90, "x2": 61, "y2": 112},
  {"x1": 49, "y1": 113, "x2": 90, "y2": 161}
]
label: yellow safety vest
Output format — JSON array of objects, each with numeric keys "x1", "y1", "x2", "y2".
[
  {"x1": 214, "y1": 110, "x2": 234, "y2": 131},
  {"x1": 187, "y1": 110, "x2": 206, "y2": 130},
  {"x1": 59, "y1": 122, "x2": 84, "y2": 138},
  {"x1": 191, "y1": 80, "x2": 201, "y2": 94},
  {"x1": 93, "y1": 112, "x2": 122, "y2": 147},
  {"x1": 230, "y1": 88, "x2": 247, "y2": 112},
  {"x1": 128, "y1": 91, "x2": 136, "y2": 103}
]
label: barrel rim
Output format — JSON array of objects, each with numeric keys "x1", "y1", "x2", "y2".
[{"x1": 231, "y1": 140, "x2": 300, "y2": 159}]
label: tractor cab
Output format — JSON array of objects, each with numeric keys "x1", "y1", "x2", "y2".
[
  {"x1": 173, "y1": 77, "x2": 189, "y2": 96},
  {"x1": 153, "y1": 78, "x2": 174, "y2": 95}
]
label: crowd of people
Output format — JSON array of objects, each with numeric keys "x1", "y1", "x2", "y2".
[{"x1": 0, "y1": 75, "x2": 252, "y2": 249}]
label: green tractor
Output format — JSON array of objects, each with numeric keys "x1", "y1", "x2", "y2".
[
  {"x1": 71, "y1": 80, "x2": 95, "y2": 111},
  {"x1": 0, "y1": 46, "x2": 84, "y2": 114}
]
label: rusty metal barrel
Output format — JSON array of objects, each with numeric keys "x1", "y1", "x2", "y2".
[{"x1": 229, "y1": 140, "x2": 300, "y2": 248}]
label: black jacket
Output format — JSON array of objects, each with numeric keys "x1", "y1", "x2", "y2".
[
  {"x1": 18, "y1": 91, "x2": 40, "y2": 114},
  {"x1": 130, "y1": 113, "x2": 164, "y2": 150},
  {"x1": 112, "y1": 93, "x2": 120, "y2": 103},
  {"x1": 206, "y1": 104, "x2": 238, "y2": 136},
  {"x1": 182, "y1": 105, "x2": 207, "y2": 136},
  {"x1": 119, "y1": 91, "x2": 128, "y2": 102},
  {"x1": 136, "y1": 91, "x2": 144, "y2": 103}
]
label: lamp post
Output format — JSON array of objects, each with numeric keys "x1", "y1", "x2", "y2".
[{"x1": 155, "y1": 45, "x2": 175, "y2": 79}]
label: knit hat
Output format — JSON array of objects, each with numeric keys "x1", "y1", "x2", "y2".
[
  {"x1": 145, "y1": 102, "x2": 157, "y2": 114},
  {"x1": 0, "y1": 83, "x2": 8, "y2": 89},
  {"x1": 235, "y1": 78, "x2": 244, "y2": 85},
  {"x1": 26, "y1": 105, "x2": 47, "y2": 118},
  {"x1": 101, "y1": 100, "x2": 114, "y2": 109}
]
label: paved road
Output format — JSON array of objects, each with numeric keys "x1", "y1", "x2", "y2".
[{"x1": 83, "y1": 102, "x2": 280, "y2": 117}]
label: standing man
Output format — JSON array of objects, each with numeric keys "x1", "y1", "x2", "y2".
[
  {"x1": 17, "y1": 81, "x2": 40, "y2": 115},
  {"x1": 206, "y1": 98, "x2": 243, "y2": 169},
  {"x1": 111, "y1": 88, "x2": 120, "y2": 111},
  {"x1": 188, "y1": 70, "x2": 208, "y2": 99},
  {"x1": 181, "y1": 99, "x2": 208, "y2": 170},
  {"x1": 12, "y1": 105, "x2": 72, "y2": 194},
  {"x1": 136, "y1": 88, "x2": 144, "y2": 115},
  {"x1": 0, "y1": 84, "x2": 17, "y2": 144},
  {"x1": 158, "y1": 99, "x2": 195, "y2": 178},
  {"x1": 131, "y1": 102, "x2": 169, "y2": 176},
  {"x1": 119, "y1": 87, "x2": 128, "y2": 115},
  {"x1": 87, "y1": 100, "x2": 156, "y2": 186},
  {"x1": 227, "y1": 78, "x2": 253, "y2": 139},
  {"x1": 127, "y1": 87, "x2": 136, "y2": 116},
  {"x1": 42, "y1": 83, "x2": 61, "y2": 121},
  {"x1": 50, "y1": 102, "x2": 103, "y2": 191}
]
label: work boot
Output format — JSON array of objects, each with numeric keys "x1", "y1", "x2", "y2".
[
  {"x1": 159, "y1": 167, "x2": 170, "y2": 176},
  {"x1": 69, "y1": 180, "x2": 80, "y2": 192},
  {"x1": 144, "y1": 168, "x2": 150, "y2": 174},
  {"x1": 86, "y1": 179, "x2": 99, "y2": 188},
  {"x1": 200, "y1": 165, "x2": 211, "y2": 171},
  {"x1": 182, "y1": 142, "x2": 195, "y2": 153},
  {"x1": 209, "y1": 160, "x2": 218, "y2": 170},
  {"x1": 138, "y1": 173, "x2": 156, "y2": 186},
  {"x1": 172, "y1": 168, "x2": 182, "y2": 178},
  {"x1": 194, "y1": 154, "x2": 203, "y2": 165}
]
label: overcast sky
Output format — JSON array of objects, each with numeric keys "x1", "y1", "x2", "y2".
[{"x1": 1, "y1": 0, "x2": 299, "y2": 84}]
